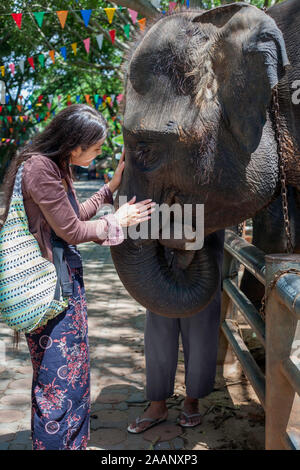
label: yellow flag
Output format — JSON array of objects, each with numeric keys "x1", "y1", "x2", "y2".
[
  {"x1": 106, "y1": 96, "x2": 111, "y2": 104},
  {"x1": 104, "y1": 8, "x2": 116, "y2": 24},
  {"x1": 20, "y1": 116, "x2": 23, "y2": 122},
  {"x1": 57, "y1": 11, "x2": 68, "y2": 29},
  {"x1": 71, "y1": 43, "x2": 77, "y2": 55},
  {"x1": 49, "y1": 50, "x2": 55, "y2": 64},
  {"x1": 138, "y1": 18, "x2": 146, "y2": 31},
  {"x1": 0, "y1": 66, "x2": 4, "y2": 76}
]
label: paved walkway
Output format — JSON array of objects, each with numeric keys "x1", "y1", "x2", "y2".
[{"x1": 0, "y1": 180, "x2": 265, "y2": 450}]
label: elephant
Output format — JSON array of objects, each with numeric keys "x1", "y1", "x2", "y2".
[{"x1": 110, "y1": 0, "x2": 300, "y2": 318}]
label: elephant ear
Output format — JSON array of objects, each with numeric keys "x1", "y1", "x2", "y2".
[{"x1": 192, "y1": 3, "x2": 290, "y2": 154}]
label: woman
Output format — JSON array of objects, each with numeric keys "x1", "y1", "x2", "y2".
[{"x1": 2, "y1": 103, "x2": 156, "y2": 450}]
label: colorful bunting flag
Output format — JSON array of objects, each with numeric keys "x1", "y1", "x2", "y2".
[
  {"x1": 128, "y1": 9, "x2": 138, "y2": 24},
  {"x1": 116, "y1": 94, "x2": 123, "y2": 104},
  {"x1": 57, "y1": 11, "x2": 68, "y2": 29},
  {"x1": 12, "y1": 13, "x2": 22, "y2": 29},
  {"x1": 71, "y1": 43, "x2": 77, "y2": 55},
  {"x1": 138, "y1": 18, "x2": 146, "y2": 31},
  {"x1": 96, "y1": 34, "x2": 103, "y2": 50},
  {"x1": 0, "y1": 66, "x2": 4, "y2": 77},
  {"x1": 60, "y1": 46, "x2": 67, "y2": 60},
  {"x1": 80, "y1": 9, "x2": 92, "y2": 27},
  {"x1": 104, "y1": 8, "x2": 116, "y2": 24},
  {"x1": 169, "y1": 2, "x2": 177, "y2": 12},
  {"x1": 85, "y1": 94, "x2": 91, "y2": 104},
  {"x1": 19, "y1": 59, "x2": 25, "y2": 74},
  {"x1": 109, "y1": 30, "x2": 116, "y2": 44},
  {"x1": 28, "y1": 57, "x2": 35, "y2": 70},
  {"x1": 49, "y1": 50, "x2": 55, "y2": 64},
  {"x1": 9, "y1": 63, "x2": 15, "y2": 75},
  {"x1": 38, "y1": 54, "x2": 45, "y2": 67},
  {"x1": 33, "y1": 12, "x2": 45, "y2": 28},
  {"x1": 83, "y1": 38, "x2": 90, "y2": 54},
  {"x1": 124, "y1": 24, "x2": 130, "y2": 39}
]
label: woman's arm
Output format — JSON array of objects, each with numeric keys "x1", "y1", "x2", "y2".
[
  {"x1": 23, "y1": 156, "x2": 124, "y2": 246},
  {"x1": 78, "y1": 183, "x2": 114, "y2": 221}
]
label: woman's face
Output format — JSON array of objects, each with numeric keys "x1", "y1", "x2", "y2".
[{"x1": 70, "y1": 136, "x2": 106, "y2": 167}]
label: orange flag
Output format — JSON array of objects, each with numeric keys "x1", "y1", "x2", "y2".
[
  {"x1": 138, "y1": 18, "x2": 146, "y2": 31},
  {"x1": 17, "y1": 105, "x2": 22, "y2": 112},
  {"x1": 85, "y1": 95, "x2": 91, "y2": 104},
  {"x1": 49, "y1": 50, "x2": 55, "y2": 64},
  {"x1": 57, "y1": 11, "x2": 68, "y2": 29}
]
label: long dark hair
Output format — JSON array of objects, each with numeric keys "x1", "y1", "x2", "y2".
[
  {"x1": 2, "y1": 103, "x2": 108, "y2": 227},
  {"x1": 2, "y1": 103, "x2": 108, "y2": 348}
]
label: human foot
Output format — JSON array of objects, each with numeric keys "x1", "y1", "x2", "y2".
[
  {"x1": 127, "y1": 402, "x2": 168, "y2": 434},
  {"x1": 178, "y1": 397, "x2": 202, "y2": 427}
]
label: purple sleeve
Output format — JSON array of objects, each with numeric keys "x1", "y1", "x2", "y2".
[{"x1": 79, "y1": 184, "x2": 114, "y2": 221}]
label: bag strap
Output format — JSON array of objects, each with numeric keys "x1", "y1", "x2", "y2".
[
  {"x1": 13, "y1": 162, "x2": 25, "y2": 196},
  {"x1": 51, "y1": 232, "x2": 73, "y2": 299}
]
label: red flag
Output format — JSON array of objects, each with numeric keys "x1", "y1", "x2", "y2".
[
  {"x1": 109, "y1": 30, "x2": 116, "y2": 44},
  {"x1": 0, "y1": 106, "x2": 2, "y2": 113},
  {"x1": 103, "y1": 95, "x2": 107, "y2": 101},
  {"x1": 38, "y1": 95, "x2": 43, "y2": 102},
  {"x1": 12, "y1": 13, "x2": 22, "y2": 29},
  {"x1": 28, "y1": 57, "x2": 35, "y2": 70}
]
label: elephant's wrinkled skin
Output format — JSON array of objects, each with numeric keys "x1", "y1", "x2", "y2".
[{"x1": 111, "y1": 1, "x2": 300, "y2": 317}]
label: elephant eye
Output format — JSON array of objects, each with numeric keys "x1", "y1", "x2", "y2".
[{"x1": 134, "y1": 142, "x2": 159, "y2": 170}]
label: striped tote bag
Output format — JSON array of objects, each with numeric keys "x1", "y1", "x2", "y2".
[{"x1": 0, "y1": 162, "x2": 69, "y2": 333}]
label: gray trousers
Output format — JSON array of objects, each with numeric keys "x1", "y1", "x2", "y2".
[{"x1": 144, "y1": 230, "x2": 225, "y2": 401}]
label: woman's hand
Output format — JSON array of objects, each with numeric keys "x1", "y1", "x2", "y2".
[
  {"x1": 107, "y1": 148, "x2": 125, "y2": 193},
  {"x1": 114, "y1": 196, "x2": 156, "y2": 227}
]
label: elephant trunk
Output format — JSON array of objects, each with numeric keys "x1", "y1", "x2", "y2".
[{"x1": 110, "y1": 232, "x2": 223, "y2": 318}]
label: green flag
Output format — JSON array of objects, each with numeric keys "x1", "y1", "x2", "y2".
[
  {"x1": 7, "y1": 105, "x2": 12, "y2": 112},
  {"x1": 124, "y1": 24, "x2": 130, "y2": 39},
  {"x1": 38, "y1": 54, "x2": 45, "y2": 67},
  {"x1": 33, "y1": 12, "x2": 45, "y2": 28},
  {"x1": 94, "y1": 94, "x2": 99, "y2": 104}
]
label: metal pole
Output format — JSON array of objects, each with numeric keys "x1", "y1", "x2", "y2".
[{"x1": 265, "y1": 254, "x2": 300, "y2": 450}]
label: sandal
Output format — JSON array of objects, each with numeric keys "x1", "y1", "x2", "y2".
[
  {"x1": 127, "y1": 414, "x2": 167, "y2": 434},
  {"x1": 178, "y1": 411, "x2": 202, "y2": 428}
]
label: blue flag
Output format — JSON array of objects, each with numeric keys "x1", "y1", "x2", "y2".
[
  {"x1": 60, "y1": 46, "x2": 67, "y2": 60},
  {"x1": 80, "y1": 9, "x2": 92, "y2": 27}
]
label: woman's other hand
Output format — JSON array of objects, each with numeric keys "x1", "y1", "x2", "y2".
[
  {"x1": 114, "y1": 196, "x2": 156, "y2": 227},
  {"x1": 107, "y1": 148, "x2": 125, "y2": 193}
]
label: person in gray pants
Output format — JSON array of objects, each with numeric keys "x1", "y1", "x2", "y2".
[{"x1": 128, "y1": 229, "x2": 225, "y2": 433}]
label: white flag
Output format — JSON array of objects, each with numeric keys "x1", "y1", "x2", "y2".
[
  {"x1": 19, "y1": 59, "x2": 25, "y2": 74},
  {"x1": 96, "y1": 34, "x2": 104, "y2": 50}
]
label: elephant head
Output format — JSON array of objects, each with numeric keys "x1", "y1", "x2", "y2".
[{"x1": 110, "y1": 3, "x2": 290, "y2": 317}]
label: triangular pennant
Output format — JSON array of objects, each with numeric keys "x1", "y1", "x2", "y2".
[
  {"x1": 33, "y1": 12, "x2": 45, "y2": 28},
  {"x1": 38, "y1": 54, "x2": 45, "y2": 67},
  {"x1": 128, "y1": 9, "x2": 138, "y2": 24},
  {"x1": 76, "y1": 95, "x2": 81, "y2": 103},
  {"x1": 186, "y1": 0, "x2": 190, "y2": 8},
  {"x1": 94, "y1": 94, "x2": 99, "y2": 104},
  {"x1": 85, "y1": 95, "x2": 90, "y2": 104},
  {"x1": 38, "y1": 95, "x2": 43, "y2": 102},
  {"x1": 116, "y1": 94, "x2": 123, "y2": 104},
  {"x1": 12, "y1": 13, "x2": 22, "y2": 29},
  {"x1": 57, "y1": 11, "x2": 68, "y2": 29},
  {"x1": 96, "y1": 34, "x2": 103, "y2": 50},
  {"x1": 109, "y1": 30, "x2": 116, "y2": 44},
  {"x1": 80, "y1": 9, "x2": 92, "y2": 27},
  {"x1": 71, "y1": 43, "x2": 77, "y2": 55},
  {"x1": 60, "y1": 46, "x2": 67, "y2": 60},
  {"x1": 17, "y1": 105, "x2": 22, "y2": 112},
  {"x1": 49, "y1": 50, "x2": 55, "y2": 64},
  {"x1": 0, "y1": 66, "x2": 4, "y2": 77},
  {"x1": 104, "y1": 8, "x2": 116, "y2": 24},
  {"x1": 138, "y1": 18, "x2": 146, "y2": 31},
  {"x1": 19, "y1": 59, "x2": 25, "y2": 74},
  {"x1": 169, "y1": 2, "x2": 177, "y2": 12},
  {"x1": 124, "y1": 24, "x2": 130, "y2": 39},
  {"x1": 9, "y1": 63, "x2": 15, "y2": 75},
  {"x1": 83, "y1": 38, "x2": 90, "y2": 54},
  {"x1": 47, "y1": 102, "x2": 51, "y2": 110},
  {"x1": 28, "y1": 57, "x2": 35, "y2": 70}
]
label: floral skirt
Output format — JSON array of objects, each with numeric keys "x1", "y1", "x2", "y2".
[{"x1": 25, "y1": 267, "x2": 90, "y2": 450}]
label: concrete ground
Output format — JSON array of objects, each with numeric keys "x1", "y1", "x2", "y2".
[{"x1": 0, "y1": 180, "x2": 265, "y2": 450}]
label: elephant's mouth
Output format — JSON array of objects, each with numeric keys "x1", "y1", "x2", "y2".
[{"x1": 110, "y1": 222, "x2": 222, "y2": 318}]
